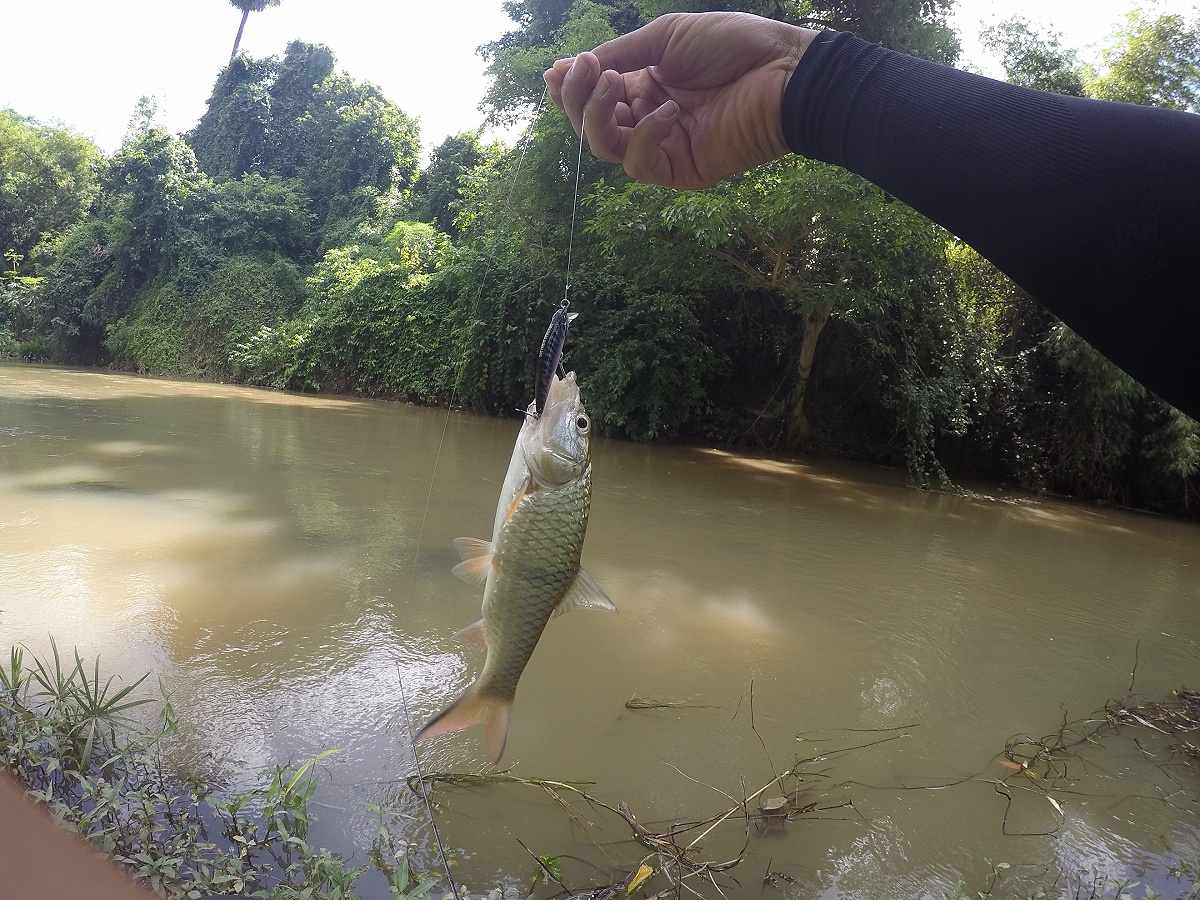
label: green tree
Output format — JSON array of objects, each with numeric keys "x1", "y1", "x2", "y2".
[
  {"x1": 412, "y1": 131, "x2": 486, "y2": 237},
  {"x1": 29, "y1": 127, "x2": 202, "y2": 359},
  {"x1": 32, "y1": 219, "x2": 116, "y2": 360},
  {"x1": 463, "y1": 0, "x2": 970, "y2": 457},
  {"x1": 0, "y1": 111, "x2": 104, "y2": 272},
  {"x1": 447, "y1": 137, "x2": 591, "y2": 413},
  {"x1": 805, "y1": 0, "x2": 960, "y2": 63},
  {"x1": 228, "y1": 0, "x2": 281, "y2": 59},
  {"x1": 980, "y1": 17, "x2": 1086, "y2": 95},
  {"x1": 103, "y1": 128, "x2": 204, "y2": 287},
  {"x1": 299, "y1": 74, "x2": 421, "y2": 246},
  {"x1": 1087, "y1": 9, "x2": 1200, "y2": 111},
  {"x1": 481, "y1": 0, "x2": 631, "y2": 123},
  {"x1": 187, "y1": 56, "x2": 277, "y2": 177},
  {"x1": 189, "y1": 42, "x2": 420, "y2": 250},
  {"x1": 591, "y1": 158, "x2": 936, "y2": 444}
]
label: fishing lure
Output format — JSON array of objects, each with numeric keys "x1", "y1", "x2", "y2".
[{"x1": 534, "y1": 304, "x2": 578, "y2": 417}]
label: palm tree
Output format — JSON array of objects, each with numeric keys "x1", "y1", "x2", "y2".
[{"x1": 229, "y1": 0, "x2": 281, "y2": 59}]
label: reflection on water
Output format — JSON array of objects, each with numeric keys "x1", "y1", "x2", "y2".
[{"x1": 2, "y1": 362, "x2": 1199, "y2": 897}]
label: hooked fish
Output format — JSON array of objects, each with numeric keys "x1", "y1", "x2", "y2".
[
  {"x1": 416, "y1": 371, "x2": 615, "y2": 761},
  {"x1": 534, "y1": 306, "x2": 577, "y2": 418}
]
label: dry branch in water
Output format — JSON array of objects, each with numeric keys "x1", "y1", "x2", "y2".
[
  {"x1": 993, "y1": 687, "x2": 1200, "y2": 838},
  {"x1": 406, "y1": 731, "x2": 877, "y2": 899}
]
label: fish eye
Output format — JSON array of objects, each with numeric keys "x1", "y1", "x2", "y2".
[{"x1": 575, "y1": 414, "x2": 590, "y2": 433}]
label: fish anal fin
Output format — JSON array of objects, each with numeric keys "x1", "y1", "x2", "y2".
[
  {"x1": 452, "y1": 619, "x2": 487, "y2": 648},
  {"x1": 552, "y1": 569, "x2": 618, "y2": 617},
  {"x1": 415, "y1": 688, "x2": 513, "y2": 764},
  {"x1": 451, "y1": 557, "x2": 491, "y2": 585}
]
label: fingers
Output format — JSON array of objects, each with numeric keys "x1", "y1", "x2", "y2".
[
  {"x1": 589, "y1": 14, "x2": 679, "y2": 79},
  {"x1": 623, "y1": 100, "x2": 687, "y2": 188},
  {"x1": 554, "y1": 51, "x2": 601, "y2": 136},
  {"x1": 543, "y1": 58, "x2": 572, "y2": 113},
  {"x1": 581, "y1": 70, "x2": 629, "y2": 164},
  {"x1": 545, "y1": 14, "x2": 677, "y2": 105},
  {"x1": 547, "y1": 55, "x2": 634, "y2": 165}
]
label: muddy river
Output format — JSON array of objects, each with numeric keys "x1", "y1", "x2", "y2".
[{"x1": 2, "y1": 362, "x2": 1198, "y2": 898}]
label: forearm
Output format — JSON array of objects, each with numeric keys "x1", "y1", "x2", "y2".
[
  {"x1": 782, "y1": 32, "x2": 1200, "y2": 418},
  {"x1": 0, "y1": 772, "x2": 154, "y2": 899}
]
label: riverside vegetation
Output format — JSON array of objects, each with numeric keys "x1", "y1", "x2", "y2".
[
  {"x1": 0, "y1": 641, "x2": 444, "y2": 898},
  {"x1": 3, "y1": 640, "x2": 1199, "y2": 899},
  {"x1": 2, "y1": 0, "x2": 1198, "y2": 515}
]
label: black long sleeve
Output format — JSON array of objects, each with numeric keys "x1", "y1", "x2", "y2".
[{"x1": 781, "y1": 32, "x2": 1200, "y2": 420}]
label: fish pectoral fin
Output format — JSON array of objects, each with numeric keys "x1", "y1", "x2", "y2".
[
  {"x1": 451, "y1": 537, "x2": 493, "y2": 585},
  {"x1": 415, "y1": 688, "x2": 513, "y2": 763},
  {"x1": 453, "y1": 536, "x2": 492, "y2": 560},
  {"x1": 453, "y1": 619, "x2": 488, "y2": 648},
  {"x1": 552, "y1": 569, "x2": 618, "y2": 617},
  {"x1": 505, "y1": 477, "x2": 534, "y2": 524}
]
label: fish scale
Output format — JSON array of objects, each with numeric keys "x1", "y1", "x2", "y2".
[{"x1": 481, "y1": 466, "x2": 592, "y2": 699}]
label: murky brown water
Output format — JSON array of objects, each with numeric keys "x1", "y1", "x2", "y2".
[{"x1": 2, "y1": 362, "x2": 1199, "y2": 898}]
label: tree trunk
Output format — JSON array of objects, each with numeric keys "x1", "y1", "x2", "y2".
[
  {"x1": 231, "y1": 8, "x2": 250, "y2": 59},
  {"x1": 786, "y1": 305, "x2": 832, "y2": 445}
]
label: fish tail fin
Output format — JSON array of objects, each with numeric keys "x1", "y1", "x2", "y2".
[{"x1": 414, "y1": 687, "x2": 513, "y2": 763}]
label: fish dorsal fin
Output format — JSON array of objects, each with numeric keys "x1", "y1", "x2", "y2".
[
  {"x1": 552, "y1": 569, "x2": 618, "y2": 617},
  {"x1": 453, "y1": 618, "x2": 488, "y2": 648},
  {"x1": 451, "y1": 537, "x2": 493, "y2": 585}
]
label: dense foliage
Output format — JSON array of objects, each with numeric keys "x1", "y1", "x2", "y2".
[{"x1": 3, "y1": 0, "x2": 1198, "y2": 517}]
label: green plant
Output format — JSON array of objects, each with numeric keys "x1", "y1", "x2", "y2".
[
  {"x1": 365, "y1": 804, "x2": 441, "y2": 900},
  {"x1": 940, "y1": 858, "x2": 1009, "y2": 899}
]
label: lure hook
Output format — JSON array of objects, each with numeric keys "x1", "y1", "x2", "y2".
[{"x1": 534, "y1": 305, "x2": 578, "y2": 418}]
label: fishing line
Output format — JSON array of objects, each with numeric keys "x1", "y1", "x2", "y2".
[
  {"x1": 394, "y1": 398, "x2": 461, "y2": 900},
  {"x1": 390, "y1": 80, "x2": 578, "y2": 898},
  {"x1": 396, "y1": 668, "x2": 461, "y2": 900},
  {"x1": 562, "y1": 122, "x2": 587, "y2": 304}
]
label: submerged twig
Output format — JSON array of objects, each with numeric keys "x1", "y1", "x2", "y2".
[
  {"x1": 1128, "y1": 638, "x2": 1141, "y2": 693},
  {"x1": 625, "y1": 694, "x2": 719, "y2": 711}
]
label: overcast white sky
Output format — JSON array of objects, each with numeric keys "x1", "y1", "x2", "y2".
[{"x1": 2, "y1": 0, "x2": 1196, "y2": 158}]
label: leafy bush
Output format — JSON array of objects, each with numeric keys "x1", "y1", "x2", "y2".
[
  {"x1": 229, "y1": 225, "x2": 461, "y2": 399},
  {"x1": 229, "y1": 318, "x2": 320, "y2": 391},
  {"x1": 105, "y1": 282, "x2": 198, "y2": 377},
  {"x1": 31, "y1": 219, "x2": 118, "y2": 359},
  {"x1": 188, "y1": 254, "x2": 306, "y2": 378},
  {"x1": 104, "y1": 255, "x2": 305, "y2": 380}
]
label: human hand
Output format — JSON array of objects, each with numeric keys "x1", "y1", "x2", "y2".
[{"x1": 544, "y1": 12, "x2": 816, "y2": 190}]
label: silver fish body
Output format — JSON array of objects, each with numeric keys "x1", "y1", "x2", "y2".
[{"x1": 415, "y1": 372, "x2": 615, "y2": 761}]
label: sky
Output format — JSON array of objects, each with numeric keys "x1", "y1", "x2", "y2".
[{"x1": 2, "y1": 0, "x2": 1196, "y2": 159}]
